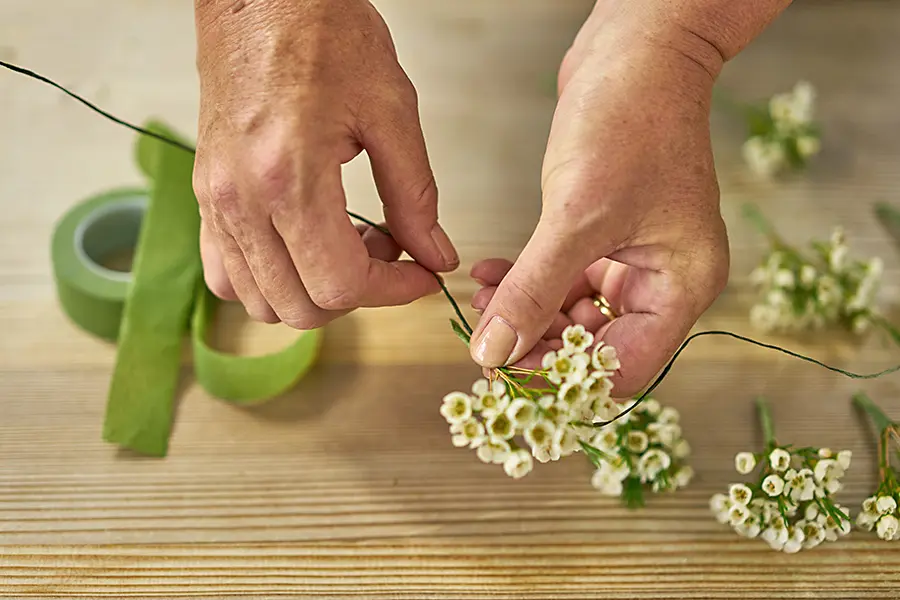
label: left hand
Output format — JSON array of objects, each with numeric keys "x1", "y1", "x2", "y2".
[{"x1": 467, "y1": 4, "x2": 731, "y2": 397}]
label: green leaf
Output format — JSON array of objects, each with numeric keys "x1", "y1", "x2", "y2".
[{"x1": 450, "y1": 319, "x2": 471, "y2": 346}]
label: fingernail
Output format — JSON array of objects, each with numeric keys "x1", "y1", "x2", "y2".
[
  {"x1": 431, "y1": 224, "x2": 459, "y2": 270},
  {"x1": 472, "y1": 316, "x2": 518, "y2": 367}
]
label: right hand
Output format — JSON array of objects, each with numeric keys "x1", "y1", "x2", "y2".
[{"x1": 192, "y1": 0, "x2": 458, "y2": 328}]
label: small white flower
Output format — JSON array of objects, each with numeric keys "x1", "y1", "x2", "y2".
[
  {"x1": 814, "y1": 458, "x2": 843, "y2": 484},
  {"x1": 503, "y1": 449, "x2": 533, "y2": 479},
  {"x1": 786, "y1": 468, "x2": 817, "y2": 502},
  {"x1": 591, "y1": 397, "x2": 621, "y2": 422},
  {"x1": 857, "y1": 511, "x2": 876, "y2": 532},
  {"x1": 672, "y1": 438, "x2": 691, "y2": 459},
  {"x1": 591, "y1": 343, "x2": 621, "y2": 373},
  {"x1": 524, "y1": 419, "x2": 556, "y2": 453},
  {"x1": 769, "y1": 448, "x2": 791, "y2": 472},
  {"x1": 591, "y1": 428, "x2": 619, "y2": 452},
  {"x1": 774, "y1": 269, "x2": 795, "y2": 288},
  {"x1": 876, "y1": 495, "x2": 898, "y2": 515},
  {"x1": 673, "y1": 466, "x2": 694, "y2": 489},
  {"x1": 852, "y1": 315, "x2": 871, "y2": 335},
  {"x1": 657, "y1": 406, "x2": 680, "y2": 424},
  {"x1": 818, "y1": 448, "x2": 833, "y2": 458},
  {"x1": 485, "y1": 412, "x2": 515, "y2": 441},
  {"x1": 450, "y1": 418, "x2": 486, "y2": 449},
  {"x1": 743, "y1": 136, "x2": 786, "y2": 178},
  {"x1": 562, "y1": 324, "x2": 594, "y2": 354},
  {"x1": 729, "y1": 483, "x2": 753, "y2": 506},
  {"x1": 762, "y1": 474, "x2": 785, "y2": 498},
  {"x1": 591, "y1": 468, "x2": 624, "y2": 497},
  {"x1": 583, "y1": 374, "x2": 614, "y2": 400},
  {"x1": 729, "y1": 503, "x2": 751, "y2": 527},
  {"x1": 656, "y1": 424, "x2": 682, "y2": 448},
  {"x1": 471, "y1": 379, "x2": 509, "y2": 416},
  {"x1": 476, "y1": 439, "x2": 511, "y2": 465},
  {"x1": 750, "y1": 304, "x2": 779, "y2": 331},
  {"x1": 799, "y1": 520, "x2": 825, "y2": 549},
  {"x1": 862, "y1": 496, "x2": 879, "y2": 516},
  {"x1": 829, "y1": 244, "x2": 848, "y2": 273},
  {"x1": 624, "y1": 430, "x2": 650, "y2": 454},
  {"x1": 557, "y1": 381, "x2": 586, "y2": 410},
  {"x1": 440, "y1": 392, "x2": 472, "y2": 424},
  {"x1": 639, "y1": 398, "x2": 661, "y2": 416},
  {"x1": 750, "y1": 266, "x2": 769, "y2": 286},
  {"x1": 542, "y1": 349, "x2": 590, "y2": 385},
  {"x1": 637, "y1": 449, "x2": 671, "y2": 483},
  {"x1": 736, "y1": 520, "x2": 762, "y2": 539},
  {"x1": 551, "y1": 426, "x2": 581, "y2": 458},
  {"x1": 876, "y1": 514, "x2": 899, "y2": 541},
  {"x1": 734, "y1": 452, "x2": 757, "y2": 475},
  {"x1": 796, "y1": 135, "x2": 821, "y2": 159},
  {"x1": 782, "y1": 526, "x2": 806, "y2": 554},
  {"x1": 800, "y1": 265, "x2": 817, "y2": 286},
  {"x1": 505, "y1": 398, "x2": 538, "y2": 429},
  {"x1": 710, "y1": 493, "x2": 729, "y2": 512}
]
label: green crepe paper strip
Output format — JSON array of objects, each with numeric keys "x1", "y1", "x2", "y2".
[
  {"x1": 103, "y1": 121, "x2": 202, "y2": 457},
  {"x1": 191, "y1": 283, "x2": 322, "y2": 404}
]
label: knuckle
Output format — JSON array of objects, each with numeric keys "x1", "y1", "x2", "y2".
[
  {"x1": 203, "y1": 169, "x2": 241, "y2": 215},
  {"x1": 281, "y1": 313, "x2": 328, "y2": 331},
  {"x1": 308, "y1": 281, "x2": 362, "y2": 311},
  {"x1": 246, "y1": 150, "x2": 295, "y2": 210}
]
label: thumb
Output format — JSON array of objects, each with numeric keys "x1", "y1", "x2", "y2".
[
  {"x1": 364, "y1": 86, "x2": 459, "y2": 273},
  {"x1": 469, "y1": 221, "x2": 589, "y2": 368}
]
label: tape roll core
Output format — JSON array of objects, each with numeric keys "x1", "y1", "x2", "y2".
[
  {"x1": 52, "y1": 188, "x2": 149, "y2": 341},
  {"x1": 74, "y1": 197, "x2": 145, "y2": 282}
]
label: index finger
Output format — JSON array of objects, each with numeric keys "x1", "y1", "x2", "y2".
[{"x1": 272, "y1": 166, "x2": 440, "y2": 311}]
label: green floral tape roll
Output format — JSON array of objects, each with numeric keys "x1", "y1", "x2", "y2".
[
  {"x1": 51, "y1": 187, "x2": 149, "y2": 342},
  {"x1": 53, "y1": 120, "x2": 323, "y2": 456}
]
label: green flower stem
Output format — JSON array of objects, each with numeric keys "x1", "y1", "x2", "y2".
[
  {"x1": 742, "y1": 203, "x2": 790, "y2": 252},
  {"x1": 8, "y1": 60, "x2": 900, "y2": 430},
  {"x1": 853, "y1": 392, "x2": 896, "y2": 434},
  {"x1": 852, "y1": 392, "x2": 898, "y2": 483},
  {"x1": 755, "y1": 397, "x2": 778, "y2": 450}
]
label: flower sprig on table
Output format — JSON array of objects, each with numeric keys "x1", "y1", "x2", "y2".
[
  {"x1": 744, "y1": 204, "x2": 892, "y2": 339},
  {"x1": 731, "y1": 80, "x2": 821, "y2": 178},
  {"x1": 852, "y1": 392, "x2": 900, "y2": 541},
  {"x1": 710, "y1": 397, "x2": 852, "y2": 553},
  {"x1": 441, "y1": 324, "x2": 693, "y2": 508}
]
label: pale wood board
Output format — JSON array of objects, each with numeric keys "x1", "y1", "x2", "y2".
[{"x1": 2, "y1": 1, "x2": 900, "y2": 598}]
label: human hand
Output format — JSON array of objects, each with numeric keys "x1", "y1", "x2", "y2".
[
  {"x1": 468, "y1": 4, "x2": 731, "y2": 397},
  {"x1": 192, "y1": 0, "x2": 458, "y2": 328}
]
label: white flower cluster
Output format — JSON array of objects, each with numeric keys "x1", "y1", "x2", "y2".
[
  {"x1": 711, "y1": 447, "x2": 852, "y2": 553},
  {"x1": 749, "y1": 227, "x2": 883, "y2": 334},
  {"x1": 742, "y1": 81, "x2": 821, "y2": 178},
  {"x1": 440, "y1": 325, "x2": 621, "y2": 480},
  {"x1": 857, "y1": 493, "x2": 900, "y2": 541},
  {"x1": 589, "y1": 397, "x2": 693, "y2": 508}
]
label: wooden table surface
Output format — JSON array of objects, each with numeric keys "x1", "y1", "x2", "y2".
[{"x1": 3, "y1": 1, "x2": 900, "y2": 598}]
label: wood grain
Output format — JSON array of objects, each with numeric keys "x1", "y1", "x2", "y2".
[{"x1": 3, "y1": 1, "x2": 900, "y2": 598}]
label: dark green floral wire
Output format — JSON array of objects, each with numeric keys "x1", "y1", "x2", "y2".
[
  {"x1": 0, "y1": 60, "x2": 475, "y2": 335},
  {"x1": 4, "y1": 58, "x2": 898, "y2": 426}
]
